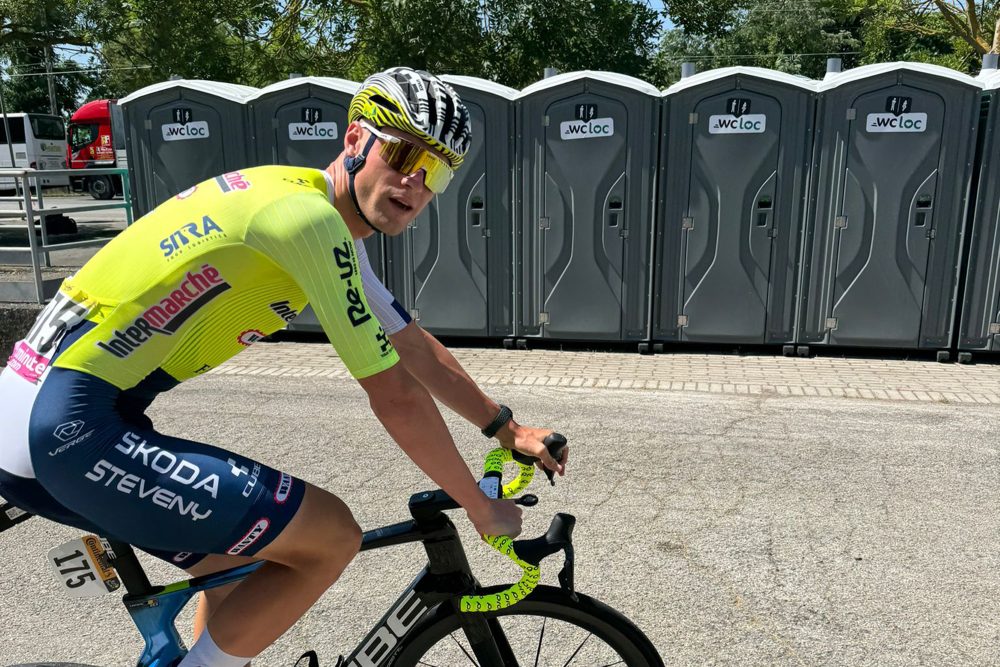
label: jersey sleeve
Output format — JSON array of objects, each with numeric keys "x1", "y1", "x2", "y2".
[
  {"x1": 353, "y1": 239, "x2": 412, "y2": 336},
  {"x1": 244, "y1": 193, "x2": 399, "y2": 379}
]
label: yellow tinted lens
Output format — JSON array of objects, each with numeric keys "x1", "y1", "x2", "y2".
[{"x1": 379, "y1": 140, "x2": 453, "y2": 194}]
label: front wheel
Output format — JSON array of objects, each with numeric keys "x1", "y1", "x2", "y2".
[{"x1": 391, "y1": 585, "x2": 664, "y2": 666}]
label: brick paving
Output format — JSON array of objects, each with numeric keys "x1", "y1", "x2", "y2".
[{"x1": 211, "y1": 341, "x2": 1000, "y2": 405}]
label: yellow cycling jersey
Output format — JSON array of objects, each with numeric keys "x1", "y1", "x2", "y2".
[{"x1": 47, "y1": 165, "x2": 398, "y2": 389}]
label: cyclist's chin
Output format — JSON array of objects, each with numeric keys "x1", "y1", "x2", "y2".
[{"x1": 376, "y1": 199, "x2": 422, "y2": 236}]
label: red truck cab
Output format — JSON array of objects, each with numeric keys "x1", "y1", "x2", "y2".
[{"x1": 67, "y1": 99, "x2": 125, "y2": 199}]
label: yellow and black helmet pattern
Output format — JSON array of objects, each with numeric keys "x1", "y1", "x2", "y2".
[{"x1": 349, "y1": 67, "x2": 471, "y2": 169}]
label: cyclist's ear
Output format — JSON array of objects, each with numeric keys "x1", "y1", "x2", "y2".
[{"x1": 343, "y1": 121, "x2": 366, "y2": 158}]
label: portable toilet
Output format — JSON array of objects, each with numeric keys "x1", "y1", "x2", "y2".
[
  {"x1": 517, "y1": 71, "x2": 660, "y2": 345},
  {"x1": 119, "y1": 80, "x2": 257, "y2": 216},
  {"x1": 383, "y1": 75, "x2": 518, "y2": 340},
  {"x1": 797, "y1": 63, "x2": 983, "y2": 356},
  {"x1": 653, "y1": 67, "x2": 816, "y2": 348},
  {"x1": 247, "y1": 76, "x2": 357, "y2": 169},
  {"x1": 957, "y1": 70, "x2": 1000, "y2": 359},
  {"x1": 246, "y1": 76, "x2": 386, "y2": 333}
]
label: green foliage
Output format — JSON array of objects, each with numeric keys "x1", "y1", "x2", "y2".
[
  {"x1": 2, "y1": 48, "x2": 91, "y2": 115},
  {"x1": 2, "y1": 0, "x2": 996, "y2": 115},
  {"x1": 482, "y1": 0, "x2": 662, "y2": 87},
  {"x1": 347, "y1": 0, "x2": 486, "y2": 81},
  {"x1": 660, "y1": 0, "x2": 993, "y2": 80}
]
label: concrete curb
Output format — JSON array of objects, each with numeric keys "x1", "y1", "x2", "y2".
[{"x1": 0, "y1": 303, "x2": 42, "y2": 358}]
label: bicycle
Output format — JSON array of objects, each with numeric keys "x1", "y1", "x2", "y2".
[{"x1": 2, "y1": 435, "x2": 664, "y2": 666}]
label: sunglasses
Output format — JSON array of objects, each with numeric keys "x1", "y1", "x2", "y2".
[{"x1": 359, "y1": 120, "x2": 454, "y2": 194}]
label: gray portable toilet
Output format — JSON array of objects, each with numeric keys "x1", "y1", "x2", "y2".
[
  {"x1": 245, "y1": 76, "x2": 386, "y2": 334},
  {"x1": 652, "y1": 67, "x2": 816, "y2": 347},
  {"x1": 383, "y1": 75, "x2": 518, "y2": 339},
  {"x1": 797, "y1": 63, "x2": 983, "y2": 355},
  {"x1": 517, "y1": 71, "x2": 660, "y2": 344},
  {"x1": 247, "y1": 76, "x2": 357, "y2": 169},
  {"x1": 119, "y1": 80, "x2": 257, "y2": 216},
  {"x1": 957, "y1": 71, "x2": 1000, "y2": 358}
]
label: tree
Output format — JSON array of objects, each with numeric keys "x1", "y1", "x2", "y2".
[
  {"x1": 347, "y1": 0, "x2": 486, "y2": 80},
  {"x1": 2, "y1": 47, "x2": 93, "y2": 115},
  {"x1": 482, "y1": 0, "x2": 662, "y2": 87},
  {"x1": 899, "y1": 1, "x2": 1000, "y2": 54},
  {"x1": 658, "y1": 0, "x2": 862, "y2": 82}
]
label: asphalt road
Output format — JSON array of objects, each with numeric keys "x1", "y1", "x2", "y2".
[{"x1": 1, "y1": 369, "x2": 998, "y2": 666}]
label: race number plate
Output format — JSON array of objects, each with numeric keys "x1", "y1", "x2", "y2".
[{"x1": 47, "y1": 535, "x2": 121, "y2": 597}]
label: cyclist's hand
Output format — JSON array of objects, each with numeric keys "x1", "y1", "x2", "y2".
[
  {"x1": 498, "y1": 422, "x2": 568, "y2": 477},
  {"x1": 467, "y1": 498, "x2": 523, "y2": 538}
]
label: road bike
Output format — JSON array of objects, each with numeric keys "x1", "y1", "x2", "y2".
[{"x1": 2, "y1": 435, "x2": 664, "y2": 666}]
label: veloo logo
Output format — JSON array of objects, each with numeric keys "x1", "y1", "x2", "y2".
[
  {"x1": 288, "y1": 122, "x2": 339, "y2": 141},
  {"x1": 161, "y1": 121, "x2": 210, "y2": 141},
  {"x1": 560, "y1": 117, "x2": 615, "y2": 140},
  {"x1": 709, "y1": 114, "x2": 767, "y2": 134},
  {"x1": 866, "y1": 112, "x2": 928, "y2": 133},
  {"x1": 346, "y1": 589, "x2": 427, "y2": 666}
]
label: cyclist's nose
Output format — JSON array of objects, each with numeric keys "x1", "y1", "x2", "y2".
[{"x1": 401, "y1": 168, "x2": 427, "y2": 190}]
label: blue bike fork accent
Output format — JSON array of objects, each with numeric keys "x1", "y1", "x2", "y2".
[{"x1": 129, "y1": 562, "x2": 264, "y2": 667}]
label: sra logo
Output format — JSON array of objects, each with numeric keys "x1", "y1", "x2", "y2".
[
  {"x1": 161, "y1": 121, "x2": 210, "y2": 141},
  {"x1": 865, "y1": 112, "x2": 928, "y2": 133},
  {"x1": 559, "y1": 117, "x2": 615, "y2": 141},
  {"x1": 159, "y1": 216, "x2": 225, "y2": 258},
  {"x1": 708, "y1": 114, "x2": 767, "y2": 134}
]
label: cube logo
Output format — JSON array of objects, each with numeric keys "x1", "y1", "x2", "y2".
[{"x1": 54, "y1": 420, "x2": 85, "y2": 442}]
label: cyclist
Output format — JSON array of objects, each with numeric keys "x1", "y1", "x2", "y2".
[{"x1": 0, "y1": 67, "x2": 566, "y2": 667}]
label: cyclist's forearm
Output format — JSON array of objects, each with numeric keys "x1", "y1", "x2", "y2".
[
  {"x1": 368, "y1": 382, "x2": 490, "y2": 514},
  {"x1": 391, "y1": 324, "x2": 499, "y2": 430}
]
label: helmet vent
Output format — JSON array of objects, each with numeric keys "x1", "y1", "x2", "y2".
[{"x1": 370, "y1": 94, "x2": 401, "y2": 113}]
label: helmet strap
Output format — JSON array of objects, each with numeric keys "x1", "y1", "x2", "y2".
[{"x1": 344, "y1": 133, "x2": 381, "y2": 234}]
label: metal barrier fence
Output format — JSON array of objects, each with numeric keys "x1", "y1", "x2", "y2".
[{"x1": 0, "y1": 167, "x2": 133, "y2": 303}]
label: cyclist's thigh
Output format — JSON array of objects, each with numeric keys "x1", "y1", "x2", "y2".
[
  {"x1": 29, "y1": 368, "x2": 307, "y2": 560},
  {"x1": 250, "y1": 483, "x2": 362, "y2": 567}
]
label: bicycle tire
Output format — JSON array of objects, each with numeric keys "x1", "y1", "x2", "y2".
[{"x1": 390, "y1": 585, "x2": 664, "y2": 666}]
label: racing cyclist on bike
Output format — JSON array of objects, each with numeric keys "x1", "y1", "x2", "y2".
[{"x1": 0, "y1": 67, "x2": 566, "y2": 667}]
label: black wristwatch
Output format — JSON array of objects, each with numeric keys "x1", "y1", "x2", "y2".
[{"x1": 481, "y1": 404, "x2": 513, "y2": 438}]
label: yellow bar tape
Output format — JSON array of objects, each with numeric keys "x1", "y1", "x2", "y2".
[{"x1": 460, "y1": 448, "x2": 541, "y2": 612}]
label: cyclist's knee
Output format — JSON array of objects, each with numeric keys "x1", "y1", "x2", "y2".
[{"x1": 259, "y1": 484, "x2": 361, "y2": 574}]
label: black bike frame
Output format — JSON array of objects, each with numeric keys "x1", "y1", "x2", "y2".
[{"x1": 1, "y1": 485, "x2": 519, "y2": 667}]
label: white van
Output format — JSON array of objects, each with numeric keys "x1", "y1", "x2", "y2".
[{"x1": 0, "y1": 113, "x2": 70, "y2": 189}]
